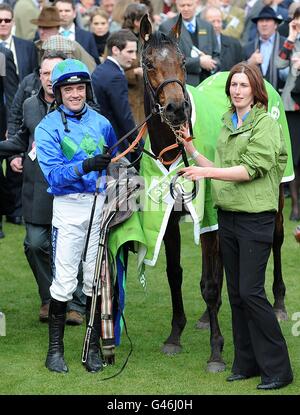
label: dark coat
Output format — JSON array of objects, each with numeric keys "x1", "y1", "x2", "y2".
[
  {"x1": 13, "y1": 36, "x2": 38, "y2": 81},
  {"x1": 0, "y1": 90, "x2": 53, "y2": 224},
  {"x1": 91, "y1": 59, "x2": 136, "y2": 152},
  {"x1": 75, "y1": 26, "x2": 100, "y2": 64},
  {"x1": 159, "y1": 15, "x2": 220, "y2": 86},
  {"x1": 0, "y1": 162, "x2": 15, "y2": 215},
  {"x1": 219, "y1": 34, "x2": 243, "y2": 72},
  {"x1": 7, "y1": 70, "x2": 40, "y2": 138},
  {"x1": 243, "y1": 33, "x2": 286, "y2": 91},
  {"x1": 0, "y1": 45, "x2": 18, "y2": 139}
]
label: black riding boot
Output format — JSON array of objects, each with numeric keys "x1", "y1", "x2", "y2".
[
  {"x1": 84, "y1": 296, "x2": 103, "y2": 373},
  {"x1": 45, "y1": 298, "x2": 68, "y2": 373}
]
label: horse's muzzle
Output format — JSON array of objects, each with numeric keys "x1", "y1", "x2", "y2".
[{"x1": 164, "y1": 100, "x2": 190, "y2": 127}]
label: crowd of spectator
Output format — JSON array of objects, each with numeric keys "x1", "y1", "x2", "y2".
[{"x1": 1, "y1": 0, "x2": 300, "y2": 324}]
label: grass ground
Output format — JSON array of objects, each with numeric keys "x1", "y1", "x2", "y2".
[{"x1": 0, "y1": 198, "x2": 299, "y2": 396}]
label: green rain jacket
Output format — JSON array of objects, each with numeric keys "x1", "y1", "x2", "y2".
[{"x1": 212, "y1": 104, "x2": 288, "y2": 213}]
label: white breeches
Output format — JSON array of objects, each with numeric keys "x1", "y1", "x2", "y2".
[{"x1": 51, "y1": 193, "x2": 105, "y2": 302}]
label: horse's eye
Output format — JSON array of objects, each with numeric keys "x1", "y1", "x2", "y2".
[{"x1": 182, "y1": 59, "x2": 186, "y2": 67}]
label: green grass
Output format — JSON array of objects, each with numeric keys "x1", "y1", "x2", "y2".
[{"x1": 0, "y1": 198, "x2": 299, "y2": 395}]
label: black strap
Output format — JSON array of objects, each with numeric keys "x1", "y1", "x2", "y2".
[
  {"x1": 179, "y1": 143, "x2": 189, "y2": 167},
  {"x1": 57, "y1": 107, "x2": 70, "y2": 133}
]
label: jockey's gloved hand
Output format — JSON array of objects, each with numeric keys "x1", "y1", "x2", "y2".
[{"x1": 82, "y1": 153, "x2": 112, "y2": 173}]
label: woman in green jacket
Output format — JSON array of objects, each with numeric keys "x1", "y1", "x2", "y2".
[{"x1": 180, "y1": 62, "x2": 293, "y2": 390}]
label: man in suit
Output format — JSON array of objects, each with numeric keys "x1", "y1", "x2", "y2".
[
  {"x1": 202, "y1": 5, "x2": 243, "y2": 71},
  {"x1": 0, "y1": 3, "x2": 39, "y2": 225},
  {"x1": 0, "y1": 4, "x2": 38, "y2": 81},
  {"x1": 244, "y1": 6, "x2": 287, "y2": 92},
  {"x1": 159, "y1": 0, "x2": 220, "y2": 87},
  {"x1": 0, "y1": 44, "x2": 17, "y2": 137},
  {"x1": 54, "y1": 0, "x2": 99, "y2": 63},
  {"x1": 242, "y1": 0, "x2": 288, "y2": 45},
  {"x1": 0, "y1": 44, "x2": 18, "y2": 237},
  {"x1": 92, "y1": 29, "x2": 138, "y2": 158}
]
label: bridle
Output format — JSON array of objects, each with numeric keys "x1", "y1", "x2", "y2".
[
  {"x1": 141, "y1": 44, "x2": 193, "y2": 164},
  {"x1": 140, "y1": 40, "x2": 197, "y2": 200},
  {"x1": 108, "y1": 38, "x2": 193, "y2": 168}
]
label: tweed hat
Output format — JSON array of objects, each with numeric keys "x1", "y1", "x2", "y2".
[
  {"x1": 42, "y1": 35, "x2": 75, "y2": 58},
  {"x1": 251, "y1": 6, "x2": 283, "y2": 24},
  {"x1": 31, "y1": 6, "x2": 63, "y2": 27}
]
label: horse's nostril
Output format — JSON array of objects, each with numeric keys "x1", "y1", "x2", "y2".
[
  {"x1": 166, "y1": 102, "x2": 186, "y2": 114},
  {"x1": 166, "y1": 102, "x2": 177, "y2": 113}
]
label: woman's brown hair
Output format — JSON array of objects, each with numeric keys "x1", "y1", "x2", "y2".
[
  {"x1": 225, "y1": 62, "x2": 268, "y2": 112},
  {"x1": 89, "y1": 7, "x2": 109, "y2": 25}
]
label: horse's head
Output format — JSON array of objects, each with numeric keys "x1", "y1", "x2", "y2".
[{"x1": 140, "y1": 14, "x2": 190, "y2": 129}]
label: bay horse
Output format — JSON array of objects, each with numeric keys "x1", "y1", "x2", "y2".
[{"x1": 139, "y1": 13, "x2": 288, "y2": 372}]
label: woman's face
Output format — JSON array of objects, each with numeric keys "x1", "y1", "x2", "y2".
[
  {"x1": 229, "y1": 72, "x2": 254, "y2": 114},
  {"x1": 91, "y1": 15, "x2": 109, "y2": 36}
]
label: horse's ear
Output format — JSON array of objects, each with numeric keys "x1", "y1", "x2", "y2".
[
  {"x1": 140, "y1": 14, "x2": 152, "y2": 43},
  {"x1": 169, "y1": 13, "x2": 182, "y2": 41}
]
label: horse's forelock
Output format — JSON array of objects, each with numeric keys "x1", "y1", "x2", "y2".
[{"x1": 144, "y1": 30, "x2": 176, "y2": 52}]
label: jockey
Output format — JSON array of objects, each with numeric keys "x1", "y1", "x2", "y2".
[{"x1": 35, "y1": 58, "x2": 118, "y2": 374}]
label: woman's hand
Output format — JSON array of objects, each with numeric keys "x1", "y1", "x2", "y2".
[
  {"x1": 180, "y1": 166, "x2": 207, "y2": 181},
  {"x1": 288, "y1": 19, "x2": 300, "y2": 42},
  {"x1": 178, "y1": 123, "x2": 196, "y2": 155}
]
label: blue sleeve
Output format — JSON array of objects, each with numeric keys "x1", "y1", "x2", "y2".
[
  {"x1": 35, "y1": 123, "x2": 85, "y2": 188},
  {"x1": 104, "y1": 122, "x2": 118, "y2": 156}
]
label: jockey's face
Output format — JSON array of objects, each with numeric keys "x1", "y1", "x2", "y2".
[{"x1": 60, "y1": 83, "x2": 86, "y2": 112}]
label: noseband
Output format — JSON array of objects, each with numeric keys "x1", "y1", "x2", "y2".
[{"x1": 143, "y1": 67, "x2": 190, "y2": 131}]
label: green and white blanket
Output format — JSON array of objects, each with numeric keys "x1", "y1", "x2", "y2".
[{"x1": 108, "y1": 74, "x2": 294, "y2": 274}]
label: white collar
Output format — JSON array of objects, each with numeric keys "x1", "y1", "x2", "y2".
[
  {"x1": 0, "y1": 34, "x2": 12, "y2": 46},
  {"x1": 107, "y1": 56, "x2": 124, "y2": 73},
  {"x1": 60, "y1": 22, "x2": 75, "y2": 33},
  {"x1": 183, "y1": 16, "x2": 196, "y2": 29}
]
